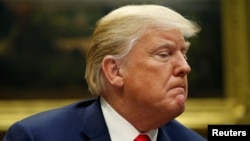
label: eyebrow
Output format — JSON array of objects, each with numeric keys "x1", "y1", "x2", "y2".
[
  {"x1": 147, "y1": 40, "x2": 174, "y2": 55},
  {"x1": 151, "y1": 40, "x2": 190, "y2": 53},
  {"x1": 157, "y1": 40, "x2": 175, "y2": 49}
]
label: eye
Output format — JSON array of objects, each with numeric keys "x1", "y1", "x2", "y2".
[{"x1": 157, "y1": 51, "x2": 171, "y2": 58}]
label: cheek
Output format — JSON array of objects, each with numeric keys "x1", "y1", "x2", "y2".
[
  {"x1": 128, "y1": 64, "x2": 165, "y2": 81},
  {"x1": 145, "y1": 65, "x2": 173, "y2": 88},
  {"x1": 122, "y1": 55, "x2": 174, "y2": 93},
  {"x1": 127, "y1": 64, "x2": 172, "y2": 95},
  {"x1": 146, "y1": 72, "x2": 171, "y2": 89}
]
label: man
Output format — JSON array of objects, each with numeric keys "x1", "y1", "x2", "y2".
[{"x1": 3, "y1": 4, "x2": 206, "y2": 141}]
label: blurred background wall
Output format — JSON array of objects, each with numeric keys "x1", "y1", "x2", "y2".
[
  {"x1": 0, "y1": 0, "x2": 249, "y2": 139},
  {"x1": 0, "y1": 0, "x2": 223, "y2": 99}
]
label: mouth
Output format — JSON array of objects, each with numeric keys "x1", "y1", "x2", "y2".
[
  {"x1": 168, "y1": 86, "x2": 186, "y2": 97},
  {"x1": 170, "y1": 84, "x2": 185, "y2": 90},
  {"x1": 170, "y1": 86, "x2": 187, "y2": 108},
  {"x1": 172, "y1": 87, "x2": 185, "y2": 93}
]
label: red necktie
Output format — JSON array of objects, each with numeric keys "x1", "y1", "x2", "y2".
[{"x1": 134, "y1": 134, "x2": 151, "y2": 141}]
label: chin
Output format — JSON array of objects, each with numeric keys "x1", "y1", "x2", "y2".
[
  {"x1": 175, "y1": 106, "x2": 186, "y2": 118},
  {"x1": 175, "y1": 94, "x2": 186, "y2": 108}
]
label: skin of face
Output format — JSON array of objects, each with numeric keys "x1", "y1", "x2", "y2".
[{"x1": 102, "y1": 27, "x2": 191, "y2": 132}]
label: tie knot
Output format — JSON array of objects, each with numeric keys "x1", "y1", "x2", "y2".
[{"x1": 134, "y1": 134, "x2": 151, "y2": 141}]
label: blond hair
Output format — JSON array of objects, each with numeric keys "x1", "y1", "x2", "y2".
[{"x1": 85, "y1": 4, "x2": 201, "y2": 96}]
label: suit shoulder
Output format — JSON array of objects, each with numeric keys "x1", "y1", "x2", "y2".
[
  {"x1": 3, "y1": 98, "x2": 98, "y2": 141},
  {"x1": 10, "y1": 98, "x2": 97, "y2": 130},
  {"x1": 25, "y1": 98, "x2": 96, "y2": 121}
]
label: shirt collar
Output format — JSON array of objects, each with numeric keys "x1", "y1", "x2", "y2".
[{"x1": 100, "y1": 96, "x2": 158, "y2": 141}]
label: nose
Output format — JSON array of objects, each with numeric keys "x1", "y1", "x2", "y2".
[{"x1": 173, "y1": 53, "x2": 191, "y2": 77}]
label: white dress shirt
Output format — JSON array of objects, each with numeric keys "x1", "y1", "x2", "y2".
[{"x1": 100, "y1": 96, "x2": 158, "y2": 141}]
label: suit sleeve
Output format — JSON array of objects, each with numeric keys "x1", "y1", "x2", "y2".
[{"x1": 3, "y1": 122, "x2": 34, "y2": 141}]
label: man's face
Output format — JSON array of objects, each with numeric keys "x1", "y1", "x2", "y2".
[{"x1": 121, "y1": 28, "x2": 191, "y2": 120}]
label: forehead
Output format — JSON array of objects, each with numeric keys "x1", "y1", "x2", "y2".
[
  {"x1": 143, "y1": 28, "x2": 183, "y2": 41},
  {"x1": 135, "y1": 28, "x2": 187, "y2": 49}
]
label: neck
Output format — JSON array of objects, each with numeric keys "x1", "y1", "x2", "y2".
[{"x1": 102, "y1": 95, "x2": 170, "y2": 132}]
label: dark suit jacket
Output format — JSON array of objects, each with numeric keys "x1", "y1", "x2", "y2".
[{"x1": 3, "y1": 97, "x2": 207, "y2": 141}]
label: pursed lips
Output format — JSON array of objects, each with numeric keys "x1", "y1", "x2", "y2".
[{"x1": 168, "y1": 85, "x2": 186, "y2": 96}]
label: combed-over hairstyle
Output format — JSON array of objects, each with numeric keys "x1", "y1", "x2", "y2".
[{"x1": 85, "y1": 4, "x2": 201, "y2": 96}]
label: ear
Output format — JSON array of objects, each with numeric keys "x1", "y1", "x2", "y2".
[{"x1": 102, "y1": 55, "x2": 124, "y2": 88}]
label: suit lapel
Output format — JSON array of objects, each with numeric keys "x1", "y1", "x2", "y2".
[
  {"x1": 157, "y1": 127, "x2": 171, "y2": 141},
  {"x1": 81, "y1": 97, "x2": 111, "y2": 141}
]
